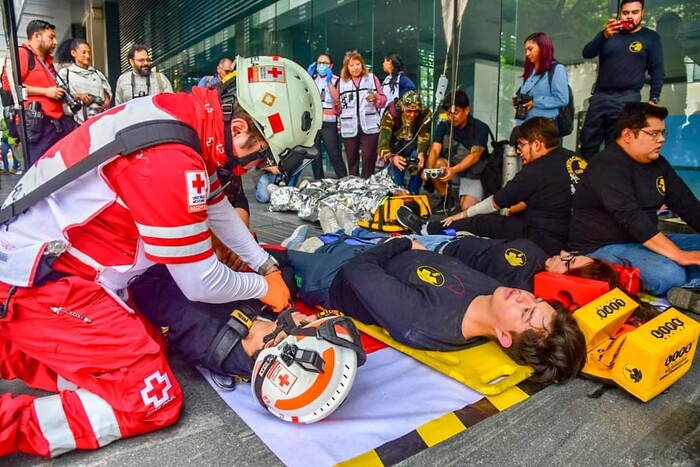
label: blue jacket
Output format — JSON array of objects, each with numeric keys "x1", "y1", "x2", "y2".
[{"x1": 517, "y1": 64, "x2": 569, "y2": 123}]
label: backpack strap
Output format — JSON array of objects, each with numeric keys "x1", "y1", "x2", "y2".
[
  {"x1": 387, "y1": 100, "x2": 401, "y2": 133},
  {"x1": 156, "y1": 72, "x2": 166, "y2": 92},
  {"x1": 0, "y1": 120, "x2": 201, "y2": 225}
]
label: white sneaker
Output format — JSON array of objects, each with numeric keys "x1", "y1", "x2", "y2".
[
  {"x1": 297, "y1": 237, "x2": 324, "y2": 253},
  {"x1": 281, "y1": 225, "x2": 309, "y2": 250},
  {"x1": 336, "y1": 207, "x2": 358, "y2": 235},
  {"x1": 318, "y1": 206, "x2": 341, "y2": 234}
]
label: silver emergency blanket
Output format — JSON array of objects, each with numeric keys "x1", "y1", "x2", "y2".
[{"x1": 268, "y1": 170, "x2": 408, "y2": 222}]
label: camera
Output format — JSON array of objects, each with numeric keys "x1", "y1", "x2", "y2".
[
  {"x1": 59, "y1": 85, "x2": 83, "y2": 113},
  {"x1": 512, "y1": 93, "x2": 533, "y2": 120},
  {"x1": 618, "y1": 19, "x2": 635, "y2": 31},
  {"x1": 89, "y1": 94, "x2": 105, "y2": 106},
  {"x1": 423, "y1": 168, "x2": 445, "y2": 179},
  {"x1": 405, "y1": 153, "x2": 421, "y2": 175}
]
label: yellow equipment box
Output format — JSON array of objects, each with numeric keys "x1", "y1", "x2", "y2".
[
  {"x1": 573, "y1": 288, "x2": 638, "y2": 349},
  {"x1": 611, "y1": 307, "x2": 699, "y2": 402}
]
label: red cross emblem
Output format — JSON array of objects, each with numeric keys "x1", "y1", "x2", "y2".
[
  {"x1": 140, "y1": 370, "x2": 172, "y2": 409},
  {"x1": 191, "y1": 173, "x2": 205, "y2": 194},
  {"x1": 268, "y1": 66, "x2": 283, "y2": 78},
  {"x1": 278, "y1": 374, "x2": 290, "y2": 387}
]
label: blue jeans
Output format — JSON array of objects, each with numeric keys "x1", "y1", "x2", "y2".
[
  {"x1": 412, "y1": 234, "x2": 456, "y2": 252},
  {"x1": 589, "y1": 233, "x2": 700, "y2": 296},
  {"x1": 389, "y1": 150, "x2": 422, "y2": 194},
  {"x1": 1, "y1": 141, "x2": 18, "y2": 171},
  {"x1": 255, "y1": 171, "x2": 301, "y2": 203}
]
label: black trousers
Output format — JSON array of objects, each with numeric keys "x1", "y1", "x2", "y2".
[
  {"x1": 579, "y1": 89, "x2": 640, "y2": 159},
  {"x1": 312, "y1": 121, "x2": 347, "y2": 179},
  {"x1": 25, "y1": 115, "x2": 77, "y2": 166},
  {"x1": 427, "y1": 213, "x2": 566, "y2": 256}
]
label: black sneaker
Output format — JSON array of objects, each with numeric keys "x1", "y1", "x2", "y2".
[
  {"x1": 432, "y1": 196, "x2": 456, "y2": 214},
  {"x1": 667, "y1": 287, "x2": 700, "y2": 315},
  {"x1": 396, "y1": 205, "x2": 426, "y2": 234}
]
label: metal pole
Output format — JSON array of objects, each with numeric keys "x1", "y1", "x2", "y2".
[{"x1": 1, "y1": 0, "x2": 31, "y2": 169}]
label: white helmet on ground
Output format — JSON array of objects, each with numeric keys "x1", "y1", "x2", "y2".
[
  {"x1": 251, "y1": 316, "x2": 366, "y2": 424},
  {"x1": 233, "y1": 55, "x2": 322, "y2": 169}
]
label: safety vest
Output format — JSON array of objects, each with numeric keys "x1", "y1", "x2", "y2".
[
  {"x1": 0, "y1": 95, "x2": 213, "y2": 289},
  {"x1": 315, "y1": 74, "x2": 338, "y2": 123},
  {"x1": 338, "y1": 73, "x2": 381, "y2": 138}
]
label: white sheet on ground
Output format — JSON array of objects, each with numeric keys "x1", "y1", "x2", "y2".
[{"x1": 200, "y1": 347, "x2": 483, "y2": 466}]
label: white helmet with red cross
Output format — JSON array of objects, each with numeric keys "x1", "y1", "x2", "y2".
[
  {"x1": 251, "y1": 316, "x2": 366, "y2": 424},
  {"x1": 234, "y1": 55, "x2": 322, "y2": 168}
]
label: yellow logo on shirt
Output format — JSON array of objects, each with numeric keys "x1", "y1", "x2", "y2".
[
  {"x1": 629, "y1": 41, "x2": 643, "y2": 53},
  {"x1": 566, "y1": 156, "x2": 588, "y2": 184},
  {"x1": 504, "y1": 248, "x2": 527, "y2": 267},
  {"x1": 656, "y1": 176, "x2": 665, "y2": 195},
  {"x1": 417, "y1": 266, "x2": 445, "y2": 287}
]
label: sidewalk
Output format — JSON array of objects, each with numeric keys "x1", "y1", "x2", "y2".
[{"x1": 1, "y1": 172, "x2": 698, "y2": 466}]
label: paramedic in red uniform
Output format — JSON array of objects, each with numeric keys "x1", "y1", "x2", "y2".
[{"x1": 0, "y1": 56, "x2": 321, "y2": 458}]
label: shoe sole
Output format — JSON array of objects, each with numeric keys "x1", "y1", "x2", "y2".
[
  {"x1": 667, "y1": 288, "x2": 700, "y2": 315},
  {"x1": 396, "y1": 206, "x2": 424, "y2": 233},
  {"x1": 281, "y1": 225, "x2": 307, "y2": 248}
]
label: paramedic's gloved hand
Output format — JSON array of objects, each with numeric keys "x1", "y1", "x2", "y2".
[
  {"x1": 261, "y1": 270, "x2": 292, "y2": 312},
  {"x1": 307, "y1": 62, "x2": 317, "y2": 76}
]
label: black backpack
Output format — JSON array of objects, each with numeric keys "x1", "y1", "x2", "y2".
[
  {"x1": 480, "y1": 128, "x2": 509, "y2": 198},
  {"x1": 1, "y1": 46, "x2": 36, "y2": 139},
  {"x1": 547, "y1": 62, "x2": 575, "y2": 137}
]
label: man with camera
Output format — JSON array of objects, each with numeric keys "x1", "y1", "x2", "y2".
[
  {"x1": 403, "y1": 118, "x2": 586, "y2": 256},
  {"x1": 1, "y1": 20, "x2": 77, "y2": 165},
  {"x1": 579, "y1": 0, "x2": 664, "y2": 159},
  {"x1": 114, "y1": 44, "x2": 173, "y2": 105},
  {"x1": 377, "y1": 91, "x2": 431, "y2": 194},
  {"x1": 425, "y1": 90, "x2": 490, "y2": 213}
]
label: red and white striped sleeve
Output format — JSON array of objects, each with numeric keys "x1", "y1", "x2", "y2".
[{"x1": 107, "y1": 144, "x2": 214, "y2": 264}]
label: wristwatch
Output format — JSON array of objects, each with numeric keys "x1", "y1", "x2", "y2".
[
  {"x1": 650, "y1": 97, "x2": 660, "y2": 104},
  {"x1": 257, "y1": 255, "x2": 280, "y2": 275}
]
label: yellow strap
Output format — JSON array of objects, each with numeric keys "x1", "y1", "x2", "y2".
[
  {"x1": 416, "y1": 412, "x2": 467, "y2": 447},
  {"x1": 486, "y1": 386, "x2": 529, "y2": 411}
]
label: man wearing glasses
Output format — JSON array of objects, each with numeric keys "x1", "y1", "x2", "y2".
[
  {"x1": 569, "y1": 102, "x2": 700, "y2": 311},
  {"x1": 0, "y1": 56, "x2": 321, "y2": 458},
  {"x1": 402, "y1": 117, "x2": 587, "y2": 256},
  {"x1": 114, "y1": 44, "x2": 173, "y2": 105},
  {"x1": 198, "y1": 57, "x2": 234, "y2": 89}
]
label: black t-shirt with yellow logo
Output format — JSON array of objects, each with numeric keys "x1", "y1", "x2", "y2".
[
  {"x1": 569, "y1": 142, "x2": 700, "y2": 253},
  {"x1": 442, "y1": 237, "x2": 547, "y2": 291},
  {"x1": 331, "y1": 237, "x2": 499, "y2": 351},
  {"x1": 582, "y1": 27, "x2": 663, "y2": 99},
  {"x1": 493, "y1": 146, "x2": 586, "y2": 251}
]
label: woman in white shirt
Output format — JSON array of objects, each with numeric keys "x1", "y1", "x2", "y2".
[{"x1": 56, "y1": 39, "x2": 112, "y2": 125}]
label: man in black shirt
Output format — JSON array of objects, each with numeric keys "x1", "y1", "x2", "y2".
[
  {"x1": 403, "y1": 118, "x2": 587, "y2": 255},
  {"x1": 288, "y1": 237, "x2": 586, "y2": 384},
  {"x1": 426, "y1": 90, "x2": 491, "y2": 213},
  {"x1": 579, "y1": 0, "x2": 664, "y2": 159},
  {"x1": 569, "y1": 103, "x2": 700, "y2": 301}
]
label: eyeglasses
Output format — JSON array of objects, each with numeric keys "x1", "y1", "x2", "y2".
[
  {"x1": 517, "y1": 141, "x2": 532, "y2": 150},
  {"x1": 133, "y1": 58, "x2": 152, "y2": 64},
  {"x1": 638, "y1": 129, "x2": 667, "y2": 142},
  {"x1": 219, "y1": 68, "x2": 234, "y2": 73},
  {"x1": 560, "y1": 251, "x2": 582, "y2": 271}
]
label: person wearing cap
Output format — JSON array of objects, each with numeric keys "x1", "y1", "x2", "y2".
[
  {"x1": 377, "y1": 90, "x2": 431, "y2": 194},
  {"x1": 0, "y1": 55, "x2": 322, "y2": 458}
]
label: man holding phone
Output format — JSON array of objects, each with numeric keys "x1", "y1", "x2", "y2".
[{"x1": 578, "y1": 0, "x2": 664, "y2": 159}]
